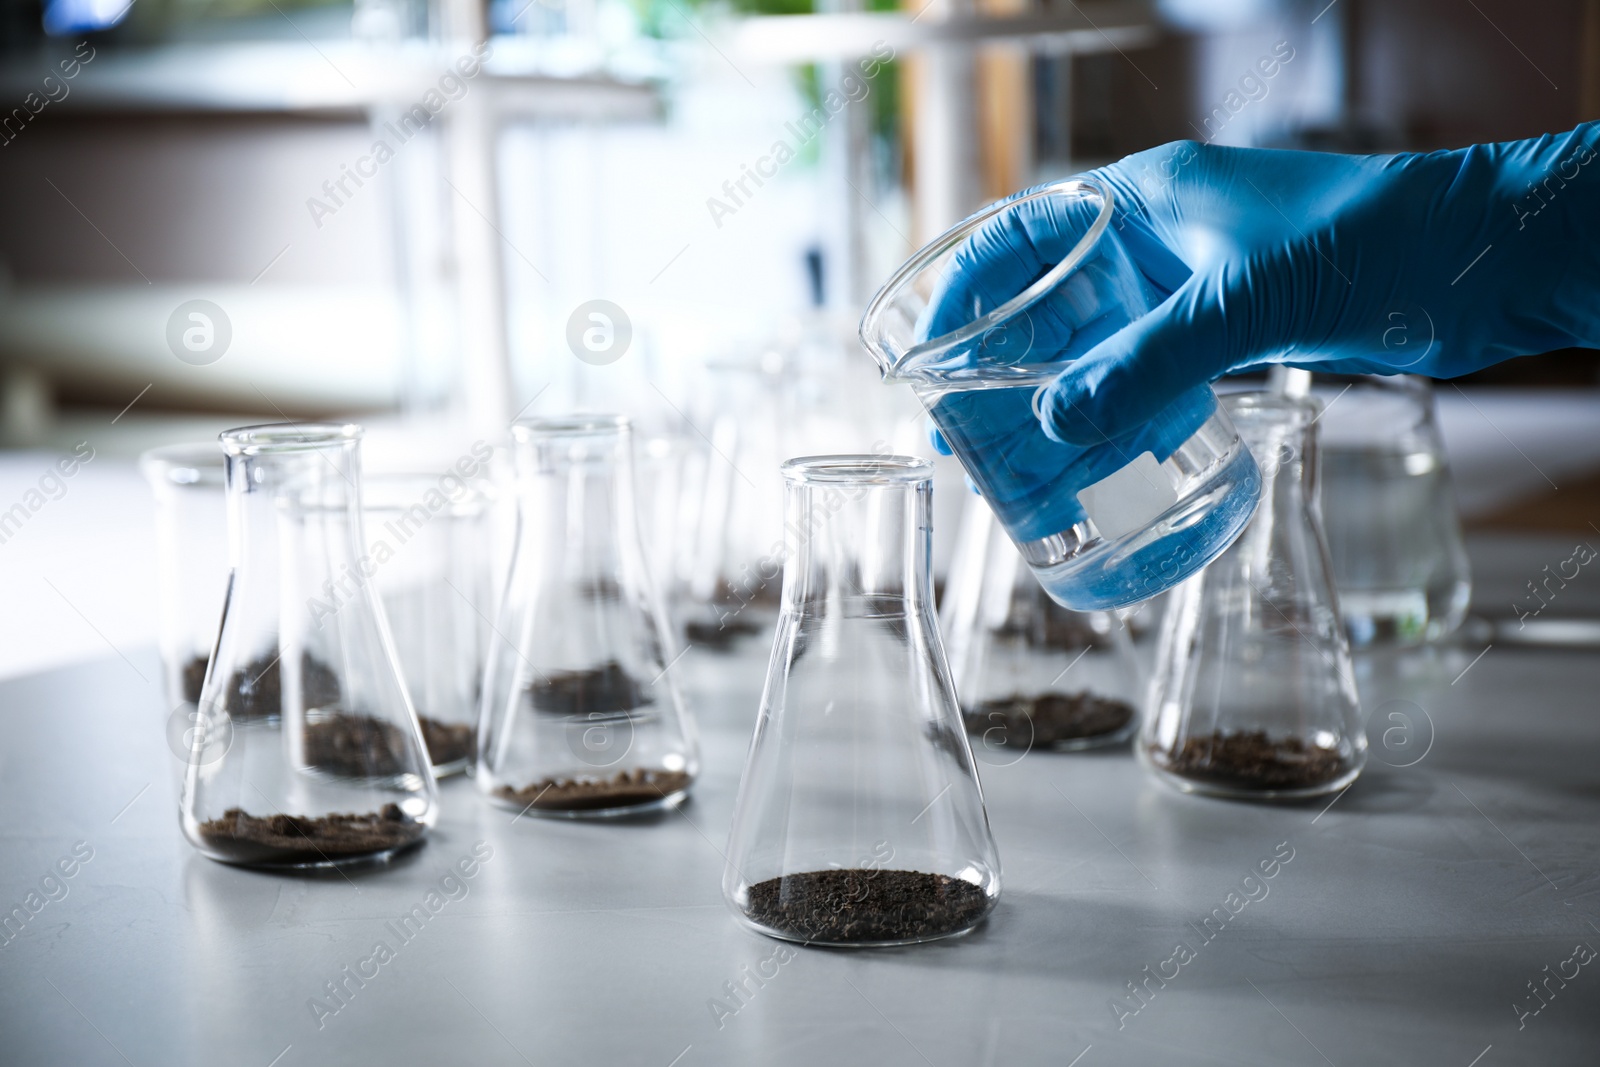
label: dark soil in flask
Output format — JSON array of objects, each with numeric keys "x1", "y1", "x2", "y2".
[
  {"x1": 529, "y1": 661, "x2": 652, "y2": 716},
  {"x1": 418, "y1": 716, "x2": 476, "y2": 766},
  {"x1": 181, "y1": 655, "x2": 209, "y2": 704},
  {"x1": 1148, "y1": 729, "x2": 1348, "y2": 791},
  {"x1": 301, "y1": 712, "x2": 415, "y2": 779},
  {"x1": 184, "y1": 652, "x2": 342, "y2": 723},
  {"x1": 496, "y1": 768, "x2": 691, "y2": 812},
  {"x1": 743, "y1": 869, "x2": 991, "y2": 944},
  {"x1": 683, "y1": 616, "x2": 765, "y2": 651},
  {"x1": 964, "y1": 692, "x2": 1135, "y2": 746},
  {"x1": 196, "y1": 804, "x2": 424, "y2": 866}
]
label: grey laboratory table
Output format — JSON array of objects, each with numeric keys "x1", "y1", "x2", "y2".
[{"x1": 3, "y1": 532, "x2": 1598, "y2": 1066}]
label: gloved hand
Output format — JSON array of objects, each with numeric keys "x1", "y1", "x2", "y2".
[{"x1": 937, "y1": 124, "x2": 1600, "y2": 446}]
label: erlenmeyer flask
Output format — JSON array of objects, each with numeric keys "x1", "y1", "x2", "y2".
[
  {"x1": 723, "y1": 456, "x2": 1000, "y2": 946},
  {"x1": 682, "y1": 359, "x2": 787, "y2": 649},
  {"x1": 364, "y1": 472, "x2": 495, "y2": 776},
  {"x1": 139, "y1": 443, "x2": 228, "y2": 717},
  {"x1": 942, "y1": 495, "x2": 1141, "y2": 755},
  {"x1": 181, "y1": 424, "x2": 437, "y2": 868},
  {"x1": 1143, "y1": 393, "x2": 1365, "y2": 800},
  {"x1": 1314, "y1": 374, "x2": 1471, "y2": 647},
  {"x1": 478, "y1": 415, "x2": 698, "y2": 817}
]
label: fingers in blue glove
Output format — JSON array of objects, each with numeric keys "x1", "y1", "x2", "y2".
[{"x1": 1035, "y1": 253, "x2": 1294, "y2": 444}]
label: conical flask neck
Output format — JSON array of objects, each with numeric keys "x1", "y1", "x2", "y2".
[
  {"x1": 512, "y1": 417, "x2": 639, "y2": 589},
  {"x1": 779, "y1": 458, "x2": 934, "y2": 617},
  {"x1": 220, "y1": 427, "x2": 370, "y2": 623},
  {"x1": 1210, "y1": 392, "x2": 1347, "y2": 656},
  {"x1": 1231, "y1": 396, "x2": 1316, "y2": 498},
  {"x1": 1224, "y1": 395, "x2": 1321, "y2": 560}
]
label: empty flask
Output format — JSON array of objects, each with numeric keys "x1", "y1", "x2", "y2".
[
  {"x1": 180, "y1": 424, "x2": 437, "y2": 868},
  {"x1": 942, "y1": 494, "x2": 1142, "y2": 756},
  {"x1": 723, "y1": 456, "x2": 1000, "y2": 946},
  {"x1": 1143, "y1": 393, "x2": 1365, "y2": 800},
  {"x1": 477, "y1": 414, "x2": 697, "y2": 817}
]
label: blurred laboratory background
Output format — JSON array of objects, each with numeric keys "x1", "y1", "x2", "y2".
[{"x1": 0, "y1": 0, "x2": 1597, "y2": 678}]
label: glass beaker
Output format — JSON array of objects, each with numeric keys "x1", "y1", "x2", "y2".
[
  {"x1": 1314, "y1": 375, "x2": 1471, "y2": 648},
  {"x1": 859, "y1": 176, "x2": 1261, "y2": 612},
  {"x1": 1142, "y1": 393, "x2": 1365, "y2": 800},
  {"x1": 181, "y1": 424, "x2": 437, "y2": 868},
  {"x1": 364, "y1": 472, "x2": 494, "y2": 776},
  {"x1": 941, "y1": 494, "x2": 1142, "y2": 755},
  {"x1": 477, "y1": 415, "x2": 698, "y2": 818},
  {"x1": 723, "y1": 456, "x2": 1001, "y2": 947},
  {"x1": 139, "y1": 443, "x2": 228, "y2": 717}
]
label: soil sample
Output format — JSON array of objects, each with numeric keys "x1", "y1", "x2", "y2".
[
  {"x1": 181, "y1": 655, "x2": 209, "y2": 704},
  {"x1": 529, "y1": 661, "x2": 651, "y2": 716},
  {"x1": 191, "y1": 652, "x2": 342, "y2": 723},
  {"x1": 1149, "y1": 729, "x2": 1348, "y2": 792},
  {"x1": 418, "y1": 716, "x2": 476, "y2": 767},
  {"x1": 222, "y1": 655, "x2": 283, "y2": 722},
  {"x1": 683, "y1": 615, "x2": 764, "y2": 651},
  {"x1": 303, "y1": 713, "x2": 413, "y2": 778},
  {"x1": 197, "y1": 804, "x2": 423, "y2": 866},
  {"x1": 714, "y1": 576, "x2": 782, "y2": 612},
  {"x1": 496, "y1": 767, "x2": 691, "y2": 812},
  {"x1": 744, "y1": 869, "x2": 991, "y2": 943},
  {"x1": 964, "y1": 692, "x2": 1135, "y2": 746}
]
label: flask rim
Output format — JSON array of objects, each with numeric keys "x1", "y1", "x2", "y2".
[
  {"x1": 512, "y1": 413, "x2": 630, "y2": 439},
  {"x1": 781, "y1": 454, "x2": 933, "y2": 486},
  {"x1": 858, "y1": 175, "x2": 1114, "y2": 378},
  {"x1": 1221, "y1": 391, "x2": 1321, "y2": 426},
  {"x1": 219, "y1": 423, "x2": 362, "y2": 456}
]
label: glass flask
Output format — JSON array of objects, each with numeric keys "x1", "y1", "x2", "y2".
[
  {"x1": 679, "y1": 342, "x2": 920, "y2": 653},
  {"x1": 181, "y1": 424, "x2": 438, "y2": 868},
  {"x1": 1142, "y1": 393, "x2": 1365, "y2": 800},
  {"x1": 1314, "y1": 374, "x2": 1471, "y2": 648},
  {"x1": 941, "y1": 494, "x2": 1142, "y2": 755},
  {"x1": 635, "y1": 429, "x2": 696, "y2": 618},
  {"x1": 859, "y1": 176, "x2": 1261, "y2": 612},
  {"x1": 477, "y1": 415, "x2": 698, "y2": 818},
  {"x1": 139, "y1": 443, "x2": 228, "y2": 720},
  {"x1": 364, "y1": 473, "x2": 494, "y2": 777},
  {"x1": 682, "y1": 358, "x2": 788, "y2": 650},
  {"x1": 723, "y1": 456, "x2": 1001, "y2": 946}
]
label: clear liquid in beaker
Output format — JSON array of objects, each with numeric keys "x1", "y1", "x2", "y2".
[{"x1": 921, "y1": 379, "x2": 1260, "y2": 611}]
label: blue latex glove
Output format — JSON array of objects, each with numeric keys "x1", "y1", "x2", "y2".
[
  {"x1": 938, "y1": 124, "x2": 1600, "y2": 447},
  {"x1": 913, "y1": 180, "x2": 1215, "y2": 536}
]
